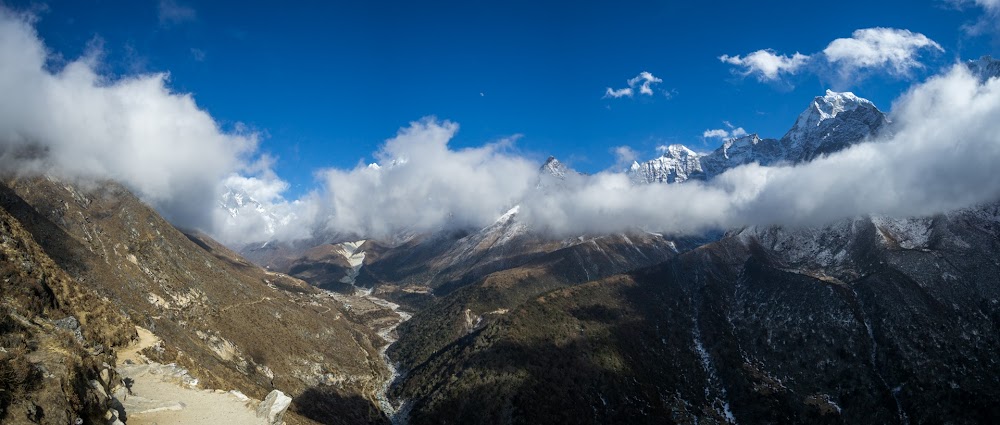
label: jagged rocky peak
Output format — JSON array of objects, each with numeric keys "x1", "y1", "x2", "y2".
[
  {"x1": 784, "y1": 90, "x2": 877, "y2": 142},
  {"x1": 630, "y1": 89, "x2": 889, "y2": 186},
  {"x1": 781, "y1": 89, "x2": 888, "y2": 162},
  {"x1": 659, "y1": 143, "x2": 699, "y2": 159},
  {"x1": 719, "y1": 133, "x2": 763, "y2": 158},
  {"x1": 628, "y1": 144, "x2": 705, "y2": 184},
  {"x1": 536, "y1": 156, "x2": 579, "y2": 190},
  {"x1": 541, "y1": 156, "x2": 569, "y2": 178},
  {"x1": 967, "y1": 55, "x2": 1000, "y2": 80},
  {"x1": 698, "y1": 133, "x2": 787, "y2": 178}
]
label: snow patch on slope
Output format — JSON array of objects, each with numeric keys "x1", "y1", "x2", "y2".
[{"x1": 336, "y1": 240, "x2": 367, "y2": 284}]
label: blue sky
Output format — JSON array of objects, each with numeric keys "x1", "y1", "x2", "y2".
[{"x1": 14, "y1": 0, "x2": 998, "y2": 198}]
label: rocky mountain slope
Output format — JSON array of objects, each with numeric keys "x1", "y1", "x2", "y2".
[
  {"x1": 392, "y1": 208, "x2": 1000, "y2": 424},
  {"x1": 0, "y1": 193, "x2": 133, "y2": 424},
  {"x1": 0, "y1": 176, "x2": 397, "y2": 424}
]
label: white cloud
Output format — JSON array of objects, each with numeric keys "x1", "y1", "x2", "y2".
[
  {"x1": 313, "y1": 119, "x2": 538, "y2": 238},
  {"x1": 822, "y1": 28, "x2": 943, "y2": 77},
  {"x1": 604, "y1": 71, "x2": 663, "y2": 98},
  {"x1": 604, "y1": 87, "x2": 633, "y2": 98},
  {"x1": 703, "y1": 125, "x2": 747, "y2": 140},
  {"x1": 0, "y1": 7, "x2": 259, "y2": 231},
  {"x1": 723, "y1": 28, "x2": 942, "y2": 85},
  {"x1": 703, "y1": 129, "x2": 730, "y2": 139},
  {"x1": 612, "y1": 146, "x2": 638, "y2": 168},
  {"x1": 211, "y1": 173, "x2": 318, "y2": 244},
  {"x1": 719, "y1": 50, "x2": 810, "y2": 81},
  {"x1": 628, "y1": 71, "x2": 663, "y2": 95}
]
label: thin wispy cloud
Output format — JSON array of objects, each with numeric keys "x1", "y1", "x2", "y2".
[
  {"x1": 190, "y1": 47, "x2": 206, "y2": 61},
  {"x1": 604, "y1": 87, "x2": 633, "y2": 99},
  {"x1": 949, "y1": 0, "x2": 1000, "y2": 13},
  {"x1": 950, "y1": 0, "x2": 1000, "y2": 34},
  {"x1": 720, "y1": 27, "x2": 943, "y2": 86},
  {"x1": 604, "y1": 71, "x2": 663, "y2": 98},
  {"x1": 158, "y1": 0, "x2": 196, "y2": 26}
]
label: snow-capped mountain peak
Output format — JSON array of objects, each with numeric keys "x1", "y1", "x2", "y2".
[
  {"x1": 220, "y1": 186, "x2": 269, "y2": 220},
  {"x1": 628, "y1": 144, "x2": 705, "y2": 184},
  {"x1": 781, "y1": 90, "x2": 887, "y2": 162},
  {"x1": 661, "y1": 144, "x2": 699, "y2": 159},
  {"x1": 630, "y1": 89, "x2": 886, "y2": 185},
  {"x1": 784, "y1": 90, "x2": 875, "y2": 144},
  {"x1": 541, "y1": 156, "x2": 569, "y2": 178},
  {"x1": 536, "y1": 156, "x2": 581, "y2": 191}
]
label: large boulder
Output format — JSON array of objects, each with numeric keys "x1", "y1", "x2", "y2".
[{"x1": 256, "y1": 390, "x2": 292, "y2": 425}]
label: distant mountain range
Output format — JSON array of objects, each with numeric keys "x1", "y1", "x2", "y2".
[
  {"x1": 221, "y1": 88, "x2": 890, "y2": 245},
  {"x1": 628, "y1": 90, "x2": 889, "y2": 185}
]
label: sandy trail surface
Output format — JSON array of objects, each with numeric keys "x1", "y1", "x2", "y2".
[{"x1": 116, "y1": 326, "x2": 266, "y2": 425}]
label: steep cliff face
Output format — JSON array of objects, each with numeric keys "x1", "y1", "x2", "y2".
[{"x1": 0, "y1": 177, "x2": 391, "y2": 424}]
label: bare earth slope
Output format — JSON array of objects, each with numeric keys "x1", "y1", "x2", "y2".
[{"x1": 0, "y1": 176, "x2": 392, "y2": 424}]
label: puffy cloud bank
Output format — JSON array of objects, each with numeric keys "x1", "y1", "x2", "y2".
[
  {"x1": 0, "y1": 7, "x2": 258, "y2": 229},
  {"x1": 308, "y1": 63, "x2": 1000, "y2": 239},
  {"x1": 314, "y1": 121, "x2": 537, "y2": 238},
  {"x1": 721, "y1": 27, "x2": 943, "y2": 85},
  {"x1": 3, "y1": 6, "x2": 1000, "y2": 245}
]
